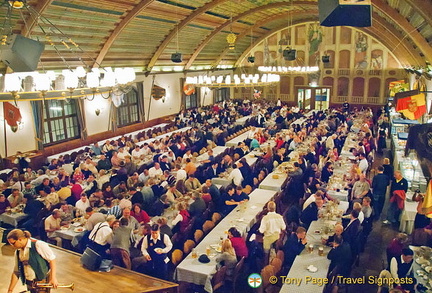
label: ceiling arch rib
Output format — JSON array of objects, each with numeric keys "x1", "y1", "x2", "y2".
[
  {"x1": 211, "y1": 12, "x2": 318, "y2": 68},
  {"x1": 372, "y1": 0, "x2": 432, "y2": 62},
  {"x1": 371, "y1": 12, "x2": 422, "y2": 66},
  {"x1": 233, "y1": 17, "x2": 420, "y2": 68},
  {"x1": 403, "y1": 0, "x2": 432, "y2": 33},
  {"x1": 185, "y1": 1, "x2": 316, "y2": 70},
  {"x1": 21, "y1": 0, "x2": 54, "y2": 37},
  {"x1": 146, "y1": 0, "x2": 228, "y2": 71},
  {"x1": 93, "y1": 0, "x2": 156, "y2": 68}
]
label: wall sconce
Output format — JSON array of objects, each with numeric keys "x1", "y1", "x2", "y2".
[
  {"x1": 95, "y1": 108, "x2": 101, "y2": 116},
  {"x1": 162, "y1": 96, "x2": 166, "y2": 103},
  {"x1": 18, "y1": 121, "x2": 24, "y2": 130}
]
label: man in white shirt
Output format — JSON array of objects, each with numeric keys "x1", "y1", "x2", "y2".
[
  {"x1": 117, "y1": 147, "x2": 129, "y2": 161},
  {"x1": 148, "y1": 163, "x2": 163, "y2": 178},
  {"x1": 44, "y1": 209, "x2": 62, "y2": 247},
  {"x1": 131, "y1": 146, "x2": 144, "y2": 161},
  {"x1": 247, "y1": 126, "x2": 257, "y2": 139},
  {"x1": 358, "y1": 153, "x2": 369, "y2": 174},
  {"x1": 141, "y1": 144, "x2": 152, "y2": 156},
  {"x1": 7, "y1": 229, "x2": 58, "y2": 292},
  {"x1": 75, "y1": 194, "x2": 90, "y2": 216},
  {"x1": 88, "y1": 215, "x2": 116, "y2": 258},
  {"x1": 141, "y1": 224, "x2": 173, "y2": 280},
  {"x1": 175, "y1": 164, "x2": 187, "y2": 182},
  {"x1": 228, "y1": 164, "x2": 243, "y2": 187},
  {"x1": 138, "y1": 169, "x2": 150, "y2": 184},
  {"x1": 377, "y1": 248, "x2": 415, "y2": 292},
  {"x1": 259, "y1": 201, "x2": 286, "y2": 263}
]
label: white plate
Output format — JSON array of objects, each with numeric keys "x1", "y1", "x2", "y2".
[{"x1": 74, "y1": 227, "x2": 85, "y2": 233}]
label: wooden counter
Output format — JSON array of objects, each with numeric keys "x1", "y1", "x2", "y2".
[{"x1": 0, "y1": 243, "x2": 178, "y2": 293}]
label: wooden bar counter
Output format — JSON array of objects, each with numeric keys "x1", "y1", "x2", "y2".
[{"x1": 0, "y1": 243, "x2": 178, "y2": 293}]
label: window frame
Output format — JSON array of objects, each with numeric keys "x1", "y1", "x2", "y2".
[
  {"x1": 43, "y1": 99, "x2": 80, "y2": 146},
  {"x1": 117, "y1": 88, "x2": 140, "y2": 127}
]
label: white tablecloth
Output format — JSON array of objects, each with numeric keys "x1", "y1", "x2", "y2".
[
  {"x1": 0, "y1": 212, "x2": 28, "y2": 227},
  {"x1": 234, "y1": 115, "x2": 253, "y2": 126},
  {"x1": 326, "y1": 189, "x2": 349, "y2": 202},
  {"x1": 280, "y1": 220, "x2": 332, "y2": 293},
  {"x1": 225, "y1": 132, "x2": 250, "y2": 147},
  {"x1": 175, "y1": 189, "x2": 277, "y2": 292},
  {"x1": 399, "y1": 197, "x2": 418, "y2": 234},
  {"x1": 196, "y1": 146, "x2": 227, "y2": 163},
  {"x1": 259, "y1": 172, "x2": 288, "y2": 191},
  {"x1": 51, "y1": 226, "x2": 86, "y2": 247}
]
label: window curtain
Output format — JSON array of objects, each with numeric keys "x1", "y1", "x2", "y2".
[
  {"x1": 30, "y1": 100, "x2": 44, "y2": 150},
  {"x1": 109, "y1": 92, "x2": 124, "y2": 132},
  {"x1": 136, "y1": 82, "x2": 145, "y2": 122},
  {"x1": 76, "y1": 99, "x2": 87, "y2": 140}
]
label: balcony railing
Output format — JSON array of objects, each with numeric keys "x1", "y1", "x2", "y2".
[{"x1": 367, "y1": 96, "x2": 380, "y2": 104}]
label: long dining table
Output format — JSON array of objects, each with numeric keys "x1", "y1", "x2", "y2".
[
  {"x1": 280, "y1": 201, "x2": 349, "y2": 293},
  {"x1": 174, "y1": 188, "x2": 277, "y2": 293}
]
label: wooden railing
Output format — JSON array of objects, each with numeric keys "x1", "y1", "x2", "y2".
[
  {"x1": 336, "y1": 96, "x2": 347, "y2": 103},
  {"x1": 280, "y1": 94, "x2": 291, "y2": 101},
  {"x1": 369, "y1": 70, "x2": 382, "y2": 76},
  {"x1": 351, "y1": 96, "x2": 364, "y2": 104},
  {"x1": 367, "y1": 96, "x2": 380, "y2": 104},
  {"x1": 338, "y1": 69, "x2": 350, "y2": 75}
]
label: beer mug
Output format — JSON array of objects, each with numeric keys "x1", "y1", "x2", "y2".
[
  {"x1": 206, "y1": 246, "x2": 211, "y2": 256},
  {"x1": 318, "y1": 246, "x2": 324, "y2": 256},
  {"x1": 308, "y1": 244, "x2": 314, "y2": 253},
  {"x1": 191, "y1": 248, "x2": 198, "y2": 259}
]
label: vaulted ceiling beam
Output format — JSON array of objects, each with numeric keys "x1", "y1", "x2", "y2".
[
  {"x1": 372, "y1": 0, "x2": 432, "y2": 63},
  {"x1": 146, "y1": 0, "x2": 228, "y2": 71},
  {"x1": 21, "y1": 0, "x2": 54, "y2": 37},
  {"x1": 185, "y1": 1, "x2": 316, "y2": 70},
  {"x1": 93, "y1": 0, "x2": 156, "y2": 67}
]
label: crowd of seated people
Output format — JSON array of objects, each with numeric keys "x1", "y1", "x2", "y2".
[{"x1": 0, "y1": 100, "x2": 421, "y2": 291}]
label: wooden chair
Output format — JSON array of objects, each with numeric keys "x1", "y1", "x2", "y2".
[
  {"x1": 259, "y1": 265, "x2": 275, "y2": 293},
  {"x1": 194, "y1": 230, "x2": 204, "y2": 243},
  {"x1": 171, "y1": 249, "x2": 183, "y2": 266},
  {"x1": 270, "y1": 258, "x2": 282, "y2": 275},
  {"x1": 228, "y1": 256, "x2": 245, "y2": 292},
  {"x1": 211, "y1": 212, "x2": 222, "y2": 224},
  {"x1": 276, "y1": 250, "x2": 284, "y2": 262},
  {"x1": 211, "y1": 266, "x2": 227, "y2": 292},
  {"x1": 183, "y1": 239, "x2": 195, "y2": 255},
  {"x1": 202, "y1": 220, "x2": 215, "y2": 234}
]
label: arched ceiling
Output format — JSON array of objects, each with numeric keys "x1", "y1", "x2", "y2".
[{"x1": 2, "y1": 0, "x2": 431, "y2": 72}]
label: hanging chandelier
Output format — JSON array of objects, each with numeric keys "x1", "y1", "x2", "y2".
[
  {"x1": 258, "y1": 66, "x2": 319, "y2": 74},
  {"x1": 1, "y1": 66, "x2": 136, "y2": 101},
  {"x1": 185, "y1": 73, "x2": 280, "y2": 88},
  {"x1": 0, "y1": 1, "x2": 137, "y2": 102}
]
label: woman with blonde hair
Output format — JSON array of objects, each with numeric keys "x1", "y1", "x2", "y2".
[
  {"x1": 215, "y1": 239, "x2": 238, "y2": 276},
  {"x1": 6, "y1": 229, "x2": 58, "y2": 292}
]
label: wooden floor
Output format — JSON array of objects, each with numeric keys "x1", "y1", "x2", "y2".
[{"x1": 0, "y1": 242, "x2": 178, "y2": 293}]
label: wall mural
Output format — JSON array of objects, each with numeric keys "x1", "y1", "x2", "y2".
[{"x1": 241, "y1": 22, "x2": 401, "y2": 70}]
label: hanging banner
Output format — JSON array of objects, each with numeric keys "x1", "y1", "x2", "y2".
[
  {"x1": 3, "y1": 102, "x2": 22, "y2": 127},
  {"x1": 183, "y1": 83, "x2": 195, "y2": 96},
  {"x1": 152, "y1": 84, "x2": 166, "y2": 100},
  {"x1": 396, "y1": 93, "x2": 427, "y2": 120},
  {"x1": 388, "y1": 80, "x2": 408, "y2": 97}
]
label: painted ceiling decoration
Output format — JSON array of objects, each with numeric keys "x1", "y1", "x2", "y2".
[{"x1": 0, "y1": 0, "x2": 430, "y2": 73}]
